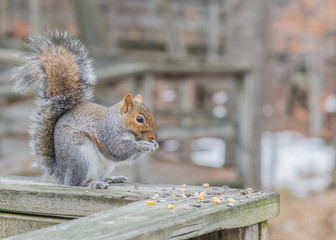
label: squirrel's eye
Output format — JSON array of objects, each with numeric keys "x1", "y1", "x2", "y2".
[{"x1": 136, "y1": 116, "x2": 144, "y2": 123}]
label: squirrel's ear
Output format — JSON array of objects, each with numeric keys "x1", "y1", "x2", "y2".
[
  {"x1": 134, "y1": 94, "x2": 143, "y2": 104},
  {"x1": 120, "y1": 93, "x2": 135, "y2": 114}
]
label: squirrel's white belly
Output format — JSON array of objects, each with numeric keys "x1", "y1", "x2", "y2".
[
  {"x1": 81, "y1": 144, "x2": 142, "y2": 181},
  {"x1": 81, "y1": 144, "x2": 115, "y2": 180}
]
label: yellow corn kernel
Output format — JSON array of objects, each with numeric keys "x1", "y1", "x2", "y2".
[
  {"x1": 202, "y1": 183, "x2": 209, "y2": 188},
  {"x1": 213, "y1": 197, "x2": 221, "y2": 204},
  {"x1": 196, "y1": 195, "x2": 204, "y2": 200},
  {"x1": 167, "y1": 205, "x2": 175, "y2": 209},
  {"x1": 147, "y1": 201, "x2": 155, "y2": 205},
  {"x1": 199, "y1": 192, "x2": 206, "y2": 197},
  {"x1": 227, "y1": 198, "x2": 235, "y2": 203},
  {"x1": 246, "y1": 188, "x2": 252, "y2": 194},
  {"x1": 180, "y1": 189, "x2": 185, "y2": 192}
]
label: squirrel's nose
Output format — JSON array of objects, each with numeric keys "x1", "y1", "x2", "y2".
[
  {"x1": 150, "y1": 132, "x2": 158, "y2": 141},
  {"x1": 144, "y1": 131, "x2": 158, "y2": 141}
]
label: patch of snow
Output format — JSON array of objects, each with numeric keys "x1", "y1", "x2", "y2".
[
  {"x1": 191, "y1": 138, "x2": 226, "y2": 168},
  {"x1": 261, "y1": 130, "x2": 335, "y2": 196}
]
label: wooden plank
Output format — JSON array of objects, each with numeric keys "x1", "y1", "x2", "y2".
[
  {"x1": 0, "y1": 175, "x2": 141, "y2": 218},
  {"x1": 0, "y1": 175, "x2": 244, "y2": 217},
  {"x1": 0, "y1": 51, "x2": 248, "y2": 82},
  {"x1": 155, "y1": 110, "x2": 234, "y2": 124},
  {"x1": 158, "y1": 125, "x2": 235, "y2": 139},
  {"x1": 152, "y1": 63, "x2": 250, "y2": 75},
  {"x1": 0, "y1": 212, "x2": 67, "y2": 239},
  {"x1": 0, "y1": 48, "x2": 25, "y2": 65},
  {"x1": 0, "y1": 84, "x2": 18, "y2": 98},
  {"x1": 95, "y1": 62, "x2": 150, "y2": 83},
  {"x1": 6, "y1": 188, "x2": 279, "y2": 240},
  {"x1": 1, "y1": 61, "x2": 248, "y2": 106},
  {"x1": 96, "y1": 62, "x2": 249, "y2": 83}
]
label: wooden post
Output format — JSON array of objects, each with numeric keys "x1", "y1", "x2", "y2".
[
  {"x1": 106, "y1": 0, "x2": 119, "y2": 55},
  {"x1": 306, "y1": 53, "x2": 324, "y2": 137},
  {"x1": 177, "y1": 79, "x2": 194, "y2": 162},
  {"x1": 178, "y1": 79, "x2": 194, "y2": 114},
  {"x1": 0, "y1": 0, "x2": 8, "y2": 43},
  {"x1": 28, "y1": 0, "x2": 42, "y2": 35},
  {"x1": 259, "y1": 221, "x2": 269, "y2": 240},
  {"x1": 158, "y1": 0, "x2": 187, "y2": 59},
  {"x1": 236, "y1": 74, "x2": 253, "y2": 188},
  {"x1": 224, "y1": 0, "x2": 269, "y2": 189},
  {"x1": 206, "y1": 0, "x2": 220, "y2": 63},
  {"x1": 145, "y1": 0, "x2": 158, "y2": 42},
  {"x1": 242, "y1": 224, "x2": 259, "y2": 240},
  {"x1": 73, "y1": 0, "x2": 108, "y2": 52},
  {"x1": 0, "y1": 110, "x2": 2, "y2": 157}
]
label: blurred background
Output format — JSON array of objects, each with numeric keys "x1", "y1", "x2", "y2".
[{"x1": 0, "y1": 0, "x2": 335, "y2": 239}]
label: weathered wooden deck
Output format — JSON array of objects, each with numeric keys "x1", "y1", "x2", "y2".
[{"x1": 0, "y1": 175, "x2": 279, "y2": 239}]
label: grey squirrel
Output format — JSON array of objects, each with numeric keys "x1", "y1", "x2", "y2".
[{"x1": 12, "y1": 31, "x2": 159, "y2": 189}]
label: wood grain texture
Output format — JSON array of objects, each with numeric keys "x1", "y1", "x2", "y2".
[
  {"x1": 0, "y1": 212, "x2": 67, "y2": 239},
  {"x1": 258, "y1": 221, "x2": 269, "y2": 240},
  {"x1": 243, "y1": 224, "x2": 259, "y2": 240}
]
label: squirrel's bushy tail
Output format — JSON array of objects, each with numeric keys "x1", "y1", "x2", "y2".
[{"x1": 12, "y1": 31, "x2": 96, "y2": 176}]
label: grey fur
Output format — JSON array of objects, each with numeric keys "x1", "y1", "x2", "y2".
[{"x1": 12, "y1": 32, "x2": 158, "y2": 187}]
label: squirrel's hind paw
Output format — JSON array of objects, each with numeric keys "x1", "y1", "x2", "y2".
[
  {"x1": 87, "y1": 180, "x2": 110, "y2": 189},
  {"x1": 104, "y1": 176, "x2": 128, "y2": 183}
]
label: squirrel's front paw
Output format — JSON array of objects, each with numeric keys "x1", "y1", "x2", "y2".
[
  {"x1": 151, "y1": 140, "x2": 159, "y2": 151},
  {"x1": 87, "y1": 180, "x2": 110, "y2": 189},
  {"x1": 138, "y1": 140, "x2": 159, "y2": 152}
]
